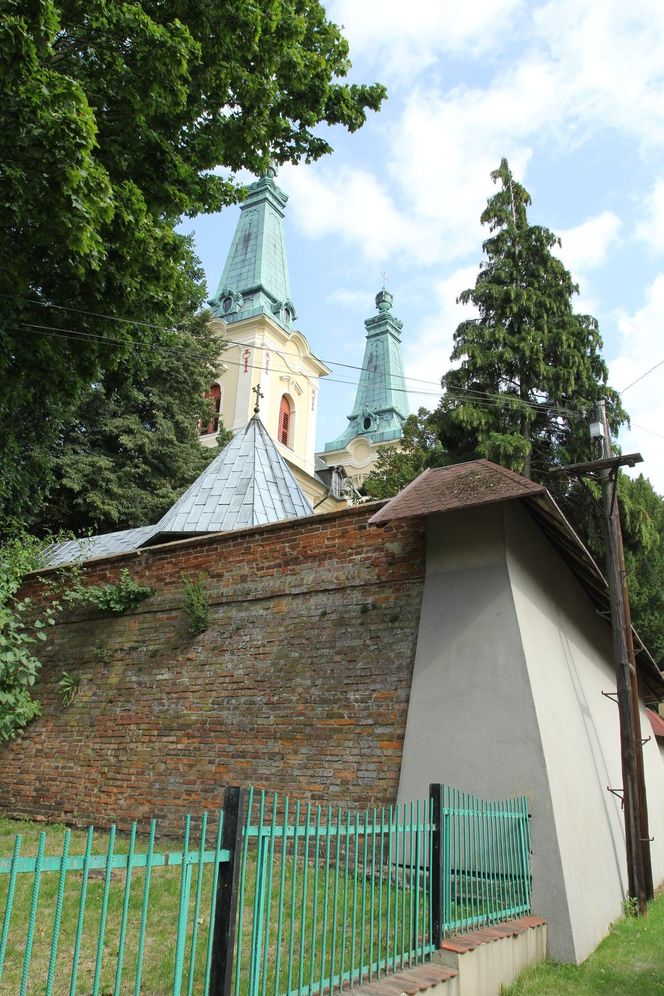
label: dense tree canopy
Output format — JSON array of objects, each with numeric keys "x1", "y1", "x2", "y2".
[
  {"x1": 439, "y1": 158, "x2": 625, "y2": 480},
  {"x1": 38, "y1": 308, "x2": 232, "y2": 537},
  {"x1": 1, "y1": 0, "x2": 386, "y2": 530}
]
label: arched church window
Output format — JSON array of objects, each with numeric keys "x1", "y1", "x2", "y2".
[
  {"x1": 200, "y1": 383, "x2": 222, "y2": 435},
  {"x1": 279, "y1": 394, "x2": 293, "y2": 447}
]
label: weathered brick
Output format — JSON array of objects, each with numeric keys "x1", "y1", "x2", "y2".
[{"x1": 0, "y1": 506, "x2": 425, "y2": 834}]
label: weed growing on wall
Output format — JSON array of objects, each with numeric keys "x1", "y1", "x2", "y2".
[
  {"x1": 181, "y1": 573, "x2": 211, "y2": 637},
  {"x1": 67, "y1": 568, "x2": 154, "y2": 614},
  {"x1": 58, "y1": 671, "x2": 79, "y2": 707}
]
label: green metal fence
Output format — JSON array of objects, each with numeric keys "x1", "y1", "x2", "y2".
[
  {"x1": 433, "y1": 785, "x2": 531, "y2": 937},
  {"x1": 233, "y1": 789, "x2": 435, "y2": 996},
  {"x1": 0, "y1": 813, "x2": 230, "y2": 996},
  {"x1": 0, "y1": 785, "x2": 531, "y2": 995}
]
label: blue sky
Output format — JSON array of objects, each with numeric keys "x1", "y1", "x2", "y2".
[{"x1": 182, "y1": 0, "x2": 664, "y2": 491}]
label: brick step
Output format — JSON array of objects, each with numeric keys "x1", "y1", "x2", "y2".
[{"x1": 349, "y1": 963, "x2": 460, "y2": 996}]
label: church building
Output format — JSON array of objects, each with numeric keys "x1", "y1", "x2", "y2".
[{"x1": 202, "y1": 168, "x2": 410, "y2": 499}]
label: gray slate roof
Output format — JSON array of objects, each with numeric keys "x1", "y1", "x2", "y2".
[
  {"x1": 41, "y1": 526, "x2": 157, "y2": 569},
  {"x1": 153, "y1": 416, "x2": 312, "y2": 537},
  {"x1": 41, "y1": 416, "x2": 313, "y2": 568}
]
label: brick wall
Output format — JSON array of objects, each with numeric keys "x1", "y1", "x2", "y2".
[{"x1": 0, "y1": 505, "x2": 425, "y2": 834}]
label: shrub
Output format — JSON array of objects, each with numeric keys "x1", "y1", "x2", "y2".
[
  {"x1": 67, "y1": 568, "x2": 154, "y2": 614},
  {"x1": 181, "y1": 573, "x2": 211, "y2": 637}
]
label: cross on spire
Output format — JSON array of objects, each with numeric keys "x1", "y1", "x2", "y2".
[
  {"x1": 252, "y1": 382, "x2": 264, "y2": 414},
  {"x1": 380, "y1": 270, "x2": 388, "y2": 289}
]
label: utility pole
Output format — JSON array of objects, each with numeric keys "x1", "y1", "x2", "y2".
[
  {"x1": 596, "y1": 401, "x2": 653, "y2": 907},
  {"x1": 561, "y1": 401, "x2": 652, "y2": 915}
]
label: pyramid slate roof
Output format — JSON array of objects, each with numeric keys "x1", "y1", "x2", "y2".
[
  {"x1": 152, "y1": 416, "x2": 312, "y2": 537},
  {"x1": 42, "y1": 417, "x2": 312, "y2": 567}
]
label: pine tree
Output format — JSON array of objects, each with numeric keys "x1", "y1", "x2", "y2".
[{"x1": 438, "y1": 158, "x2": 625, "y2": 479}]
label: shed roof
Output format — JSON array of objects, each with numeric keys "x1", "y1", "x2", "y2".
[
  {"x1": 646, "y1": 708, "x2": 664, "y2": 740},
  {"x1": 369, "y1": 460, "x2": 664, "y2": 702},
  {"x1": 368, "y1": 461, "x2": 545, "y2": 526}
]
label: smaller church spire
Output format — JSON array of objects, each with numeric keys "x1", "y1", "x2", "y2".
[{"x1": 323, "y1": 288, "x2": 410, "y2": 453}]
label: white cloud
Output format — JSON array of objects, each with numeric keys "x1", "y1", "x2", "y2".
[
  {"x1": 635, "y1": 179, "x2": 664, "y2": 252},
  {"x1": 329, "y1": 0, "x2": 524, "y2": 79},
  {"x1": 553, "y1": 212, "x2": 622, "y2": 278},
  {"x1": 611, "y1": 274, "x2": 664, "y2": 491},
  {"x1": 326, "y1": 288, "x2": 374, "y2": 308}
]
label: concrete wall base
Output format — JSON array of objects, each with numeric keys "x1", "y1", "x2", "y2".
[{"x1": 432, "y1": 918, "x2": 547, "y2": 996}]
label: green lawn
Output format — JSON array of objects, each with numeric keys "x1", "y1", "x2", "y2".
[
  {"x1": 0, "y1": 815, "x2": 432, "y2": 995},
  {"x1": 503, "y1": 890, "x2": 664, "y2": 995}
]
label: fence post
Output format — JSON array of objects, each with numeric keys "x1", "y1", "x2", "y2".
[
  {"x1": 429, "y1": 784, "x2": 442, "y2": 950},
  {"x1": 209, "y1": 786, "x2": 247, "y2": 996}
]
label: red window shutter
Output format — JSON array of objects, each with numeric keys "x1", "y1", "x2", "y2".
[{"x1": 279, "y1": 395, "x2": 292, "y2": 445}]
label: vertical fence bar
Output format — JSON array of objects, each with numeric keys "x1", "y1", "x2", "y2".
[
  {"x1": 135, "y1": 819, "x2": 156, "y2": 996},
  {"x1": 377, "y1": 808, "x2": 385, "y2": 978},
  {"x1": 186, "y1": 812, "x2": 209, "y2": 996},
  {"x1": 113, "y1": 821, "x2": 137, "y2": 996},
  {"x1": 0, "y1": 834, "x2": 21, "y2": 983},
  {"x1": 203, "y1": 812, "x2": 224, "y2": 996},
  {"x1": 392, "y1": 805, "x2": 400, "y2": 972},
  {"x1": 407, "y1": 802, "x2": 414, "y2": 964},
  {"x1": 91, "y1": 825, "x2": 116, "y2": 996},
  {"x1": 173, "y1": 815, "x2": 192, "y2": 996},
  {"x1": 19, "y1": 830, "x2": 46, "y2": 996},
  {"x1": 45, "y1": 828, "x2": 71, "y2": 996},
  {"x1": 233, "y1": 787, "x2": 255, "y2": 996},
  {"x1": 249, "y1": 792, "x2": 267, "y2": 996},
  {"x1": 260, "y1": 795, "x2": 279, "y2": 996},
  {"x1": 349, "y1": 811, "x2": 359, "y2": 990},
  {"x1": 285, "y1": 799, "x2": 300, "y2": 996},
  {"x1": 319, "y1": 806, "x2": 333, "y2": 996},
  {"x1": 368, "y1": 807, "x2": 377, "y2": 979},
  {"x1": 273, "y1": 795, "x2": 289, "y2": 996},
  {"x1": 308, "y1": 805, "x2": 322, "y2": 993},
  {"x1": 210, "y1": 786, "x2": 247, "y2": 996},
  {"x1": 339, "y1": 809, "x2": 351, "y2": 991},
  {"x1": 359, "y1": 809, "x2": 369, "y2": 985},
  {"x1": 296, "y1": 802, "x2": 312, "y2": 996},
  {"x1": 429, "y1": 785, "x2": 442, "y2": 949},
  {"x1": 384, "y1": 806, "x2": 392, "y2": 973},
  {"x1": 70, "y1": 826, "x2": 94, "y2": 996},
  {"x1": 330, "y1": 806, "x2": 342, "y2": 991}
]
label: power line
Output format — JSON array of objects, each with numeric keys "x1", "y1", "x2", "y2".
[
  {"x1": 620, "y1": 358, "x2": 664, "y2": 395},
  {"x1": 5, "y1": 316, "x2": 592, "y2": 423},
  {"x1": 3, "y1": 292, "x2": 593, "y2": 417}
]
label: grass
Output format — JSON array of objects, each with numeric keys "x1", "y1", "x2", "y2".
[
  {"x1": 503, "y1": 890, "x2": 664, "y2": 995},
  {"x1": 0, "y1": 814, "x2": 433, "y2": 996}
]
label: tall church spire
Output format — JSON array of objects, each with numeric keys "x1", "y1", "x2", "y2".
[
  {"x1": 324, "y1": 287, "x2": 409, "y2": 454},
  {"x1": 209, "y1": 167, "x2": 297, "y2": 332}
]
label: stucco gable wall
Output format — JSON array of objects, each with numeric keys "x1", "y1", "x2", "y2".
[
  {"x1": 396, "y1": 505, "x2": 571, "y2": 956},
  {"x1": 504, "y1": 501, "x2": 664, "y2": 962}
]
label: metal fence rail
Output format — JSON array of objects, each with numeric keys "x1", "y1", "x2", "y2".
[
  {"x1": 0, "y1": 784, "x2": 531, "y2": 995},
  {"x1": 233, "y1": 789, "x2": 435, "y2": 996},
  {"x1": 0, "y1": 813, "x2": 229, "y2": 996},
  {"x1": 434, "y1": 785, "x2": 531, "y2": 937}
]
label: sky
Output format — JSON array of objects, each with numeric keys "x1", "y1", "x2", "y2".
[{"x1": 182, "y1": 0, "x2": 664, "y2": 491}]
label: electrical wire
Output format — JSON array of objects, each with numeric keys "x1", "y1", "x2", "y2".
[
  {"x1": 3, "y1": 315, "x2": 592, "y2": 423},
  {"x1": 620, "y1": 359, "x2": 664, "y2": 395}
]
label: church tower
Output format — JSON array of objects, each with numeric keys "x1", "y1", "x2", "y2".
[
  {"x1": 319, "y1": 287, "x2": 410, "y2": 488},
  {"x1": 203, "y1": 169, "x2": 338, "y2": 508}
]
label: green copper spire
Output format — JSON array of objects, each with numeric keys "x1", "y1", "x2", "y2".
[
  {"x1": 324, "y1": 288, "x2": 409, "y2": 451},
  {"x1": 209, "y1": 167, "x2": 297, "y2": 331}
]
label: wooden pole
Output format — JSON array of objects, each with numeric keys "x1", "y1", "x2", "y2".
[
  {"x1": 209, "y1": 786, "x2": 247, "y2": 996},
  {"x1": 597, "y1": 402, "x2": 649, "y2": 914}
]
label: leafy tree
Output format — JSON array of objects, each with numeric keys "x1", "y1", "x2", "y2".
[
  {"x1": 1, "y1": 0, "x2": 386, "y2": 529},
  {"x1": 37, "y1": 308, "x2": 232, "y2": 537},
  {"x1": 438, "y1": 158, "x2": 625, "y2": 479}
]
